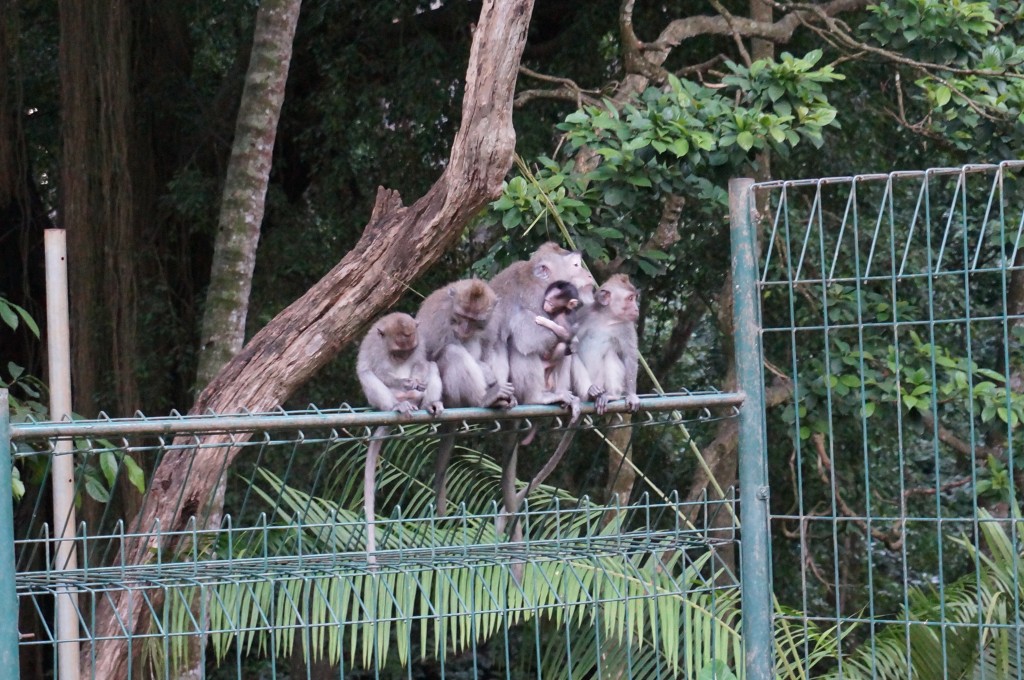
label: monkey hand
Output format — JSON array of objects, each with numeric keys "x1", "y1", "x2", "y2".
[
  {"x1": 586, "y1": 384, "x2": 605, "y2": 400},
  {"x1": 567, "y1": 336, "x2": 579, "y2": 355},
  {"x1": 594, "y1": 392, "x2": 610, "y2": 416},
  {"x1": 625, "y1": 393, "x2": 641, "y2": 412},
  {"x1": 493, "y1": 394, "x2": 518, "y2": 409},
  {"x1": 426, "y1": 401, "x2": 444, "y2": 416},
  {"x1": 393, "y1": 400, "x2": 417, "y2": 418},
  {"x1": 401, "y1": 377, "x2": 426, "y2": 392},
  {"x1": 484, "y1": 381, "x2": 517, "y2": 408}
]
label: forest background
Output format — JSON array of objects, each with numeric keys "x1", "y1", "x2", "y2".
[{"x1": 2, "y1": 0, "x2": 1024, "y2": 676}]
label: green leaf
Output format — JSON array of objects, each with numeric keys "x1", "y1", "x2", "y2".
[
  {"x1": 11, "y1": 469, "x2": 24, "y2": 501},
  {"x1": 736, "y1": 131, "x2": 755, "y2": 151},
  {"x1": 13, "y1": 305, "x2": 39, "y2": 337},
  {"x1": 100, "y1": 451, "x2": 118, "y2": 487},
  {"x1": 604, "y1": 187, "x2": 625, "y2": 206},
  {"x1": 7, "y1": 362, "x2": 24, "y2": 381},
  {"x1": 0, "y1": 303, "x2": 17, "y2": 331},
  {"x1": 593, "y1": 227, "x2": 625, "y2": 239},
  {"x1": 564, "y1": 110, "x2": 589, "y2": 125},
  {"x1": 670, "y1": 137, "x2": 690, "y2": 157},
  {"x1": 491, "y1": 195, "x2": 515, "y2": 210},
  {"x1": 501, "y1": 210, "x2": 522, "y2": 229},
  {"x1": 636, "y1": 259, "x2": 660, "y2": 276},
  {"x1": 507, "y1": 176, "x2": 528, "y2": 197},
  {"x1": 934, "y1": 85, "x2": 951, "y2": 106},
  {"x1": 84, "y1": 473, "x2": 110, "y2": 503}
]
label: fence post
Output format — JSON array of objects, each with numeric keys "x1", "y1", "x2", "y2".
[
  {"x1": 44, "y1": 229, "x2": 79, "y2": 680},
  {"x1": 0, "y1": 390, "x2": 21, "y2": 678},
  {"x1": 729, "y1": 177, "x2": 773, "y2": 679}
]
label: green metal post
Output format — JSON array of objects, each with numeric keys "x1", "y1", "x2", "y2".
[
  {"x1": 730, "y1": 178, "x2": 773, "y2": 679},
  {"x1": 0, "y1": 390, "x2": 20, "y2": 678}
]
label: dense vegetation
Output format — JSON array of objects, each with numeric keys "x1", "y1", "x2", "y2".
[{"x1": 2, "y1": 1, "x2": 1023, "y2": 677}]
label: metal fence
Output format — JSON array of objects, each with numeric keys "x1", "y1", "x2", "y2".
[
  {"x1": 750, "y1": 161, "x2": 1024, "y2": 678},
  {"x1": 4, "y1": 394, "x2": 746, "y2": 679},
  {"x1": 2, "y1": 161, "x2": 1023, "y2": 679}
]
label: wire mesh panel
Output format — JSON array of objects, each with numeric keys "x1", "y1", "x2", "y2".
[
  {"x1": 8, "y1": 393, "x2": 743, "y2": 679},
  {"x1": 756, "y1": 162, "x2": 1024, "y2": 678}
]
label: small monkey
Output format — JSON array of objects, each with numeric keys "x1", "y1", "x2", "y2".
[
  {"x1": 357, "y1": 312, "x2": 443, "y2": 416},
  {"x1": 357, "y1": 312, "x2": 443, "y2": 557},
  {"x1": 535, "y1": 280, "x2": 582, "y2": 389},
  {"x1": 572, "y1": 274, "x2": 642, "y2": 415},
  {"x1": 416, "y1": 279, "x2": 515, "y2": 515}
]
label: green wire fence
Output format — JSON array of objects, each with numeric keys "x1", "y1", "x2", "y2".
[
  {"x1": 1, "y1": 160, "x2": 1023, "y2": 679},
  {"x1": 754, "y1": 161, "x2": 1024, "y2": 679},
  {"x1": 4, "y1": 394, "x2": 747, "y2": 679}
]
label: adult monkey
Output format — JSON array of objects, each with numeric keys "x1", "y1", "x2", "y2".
[
  {"x1": 488, "y1": 242, "x2": 596, "y2": 539},
  {"x1": 489, "y1": 242, "x2": 595, "y2": 410},
  {"x1": 417, "y1": 278, "x2": 515, "y2": 515}
]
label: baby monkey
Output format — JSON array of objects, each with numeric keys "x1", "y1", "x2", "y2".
[{"x1": 534, "y1": 280, "x2": 581, "y2": 390}]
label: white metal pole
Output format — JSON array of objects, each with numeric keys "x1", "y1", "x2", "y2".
[{"x1": 44, "y1": 229, "x2": 80, "y2": 680}]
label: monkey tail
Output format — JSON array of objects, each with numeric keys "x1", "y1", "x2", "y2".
[
  {"x1": 433, "y1": 424, "x2": 456, "y2": 517},
  {"x1": 364, "y1": 425, "x2": 390, "y2": 564}
]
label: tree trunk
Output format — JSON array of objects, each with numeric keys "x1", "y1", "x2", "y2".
[
  {"x1": 81, "y1": 0, "x2": 535, "y2": 676},
  {"x1": 59, "y1": 0, "x2": 139, "y2": 418},
  {"x1": 194, "y1": 0, "x2": 302, "y2": 391}
]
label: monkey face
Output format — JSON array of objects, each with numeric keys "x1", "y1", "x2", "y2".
[
  {"x1": 597, "y1": 284, "x2": 640, "y2": 322},
  {"x1": 452, "y1": 313, "x2": 487, "y2": 341},
  {"x1": 387, "y1": 326, "x2": 419, "y2": 358}
]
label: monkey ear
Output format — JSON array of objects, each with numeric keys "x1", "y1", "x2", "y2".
[
  {"x1": 534, "y1": 263, "x2": 551, "y2": 281},
  {"x1": 447, "y1": 287, "x2": 456, "y2": 298},
  {"x1": 596, "y1": 289, "x2": 612, "y2": 306},
  {"x1": 377, "y1": 327, "x2": 386, "y2": 337},
  {"x1": 567, "y1": 299, "x2": 580, "y2": 310}
]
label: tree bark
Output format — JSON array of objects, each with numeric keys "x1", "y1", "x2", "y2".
[
  {"x1": 194, "y1": 0, "x2": 302, "y2": 391},
  {"x1": 59, "y1": 0, "x2": 139, "y2": 418},
  {"x1": 81, "y1": 0, "x2": 535, "y2": 676}
]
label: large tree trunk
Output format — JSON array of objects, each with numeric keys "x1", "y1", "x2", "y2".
[
  {"x1": 59, "y1": 0, "x2": 139, "y2": 418},
  {"x1": 81, "y1": 0, "x2": 535, "y2": 676},
  {"x1": 194, "y1": 0, "x2": 302, "y2": 391}
]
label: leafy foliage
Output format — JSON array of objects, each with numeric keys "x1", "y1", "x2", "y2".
[
  {"x1": 487, "y1": 52, "x2": 843, "y2": 280},
  {"x1": 829, "y1": 509, "x2": 1024, "y2": 679},
  {"x1": 157, "y1": 438, "x2": 745, "y2": 677}
]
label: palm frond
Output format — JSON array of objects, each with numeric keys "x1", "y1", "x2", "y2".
[{"x1": 158, "y1": 435, "x2": 741, "y2": 676}]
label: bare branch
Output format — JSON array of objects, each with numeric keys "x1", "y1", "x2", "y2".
[
  {"x1": 812, "y1": 433, "x2": 903, "y2": 550},
  {"x1": 515, "y1": 66, "x2": 602, "y2": 108}
]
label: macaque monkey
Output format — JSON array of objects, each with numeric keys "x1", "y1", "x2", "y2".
[
  {"x1": 416, "y1": 279, "x2": 515, "y2": 515},
  {"x1": 535, "y1": 280, "x2": 582, "y2": 390},
  {"x1": 417, "y1": 279, "x2": 515, "y2": 408},
  {"x1": 357, "y1": 312, "x2": 443, "y2": 416},
  {"x1": 357, "y1": 312, "x2": 443, "y2": 556},
  {"x1": 572, "y1": 274, "x2": 642, "y2": 415},
  {"x1": 489, "y1": 244, "x2": 597, "y2": 545},
  {"x1": 489, "y1": 242, "x2": 596, "y2": 412}
]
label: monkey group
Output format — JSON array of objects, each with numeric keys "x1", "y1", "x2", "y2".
[{"x1": 356, "y1": 242, "x2": 642, "y2": 550}]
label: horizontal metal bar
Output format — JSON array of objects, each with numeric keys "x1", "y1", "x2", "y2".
[
  {"x1": 10, "y1": 391, "x2": 743, "y2": 441},
  {"x1": 751, "y1": 161, "x2": 1024, "y2": 190}
]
